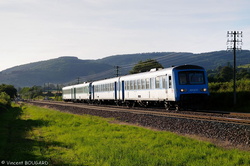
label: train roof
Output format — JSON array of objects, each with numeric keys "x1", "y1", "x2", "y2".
[
  {"x1": 173, "y1": 65, "x2": 204, "y2": 70},
  {"x1": 120, "y1": 64, "x2": 204, "y2": 79}
]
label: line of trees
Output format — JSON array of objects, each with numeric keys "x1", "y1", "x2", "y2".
[
  {"x1": 207, "y1": 65, "x2": 250, "y2": 82},
  {"x1": 18, "y1": 84, "x2": 63, "y2": 100}
]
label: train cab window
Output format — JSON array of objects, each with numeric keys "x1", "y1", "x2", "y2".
[{"x1": 179, "y1": 71, "x2": 205, "y2": 85}]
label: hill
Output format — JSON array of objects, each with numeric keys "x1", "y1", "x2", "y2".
[
  {"x1": 0, "y1": 50, "x2": 249, "y2": 87},
  {"x1": 0, "y1": 56, "x2": 112, "y2": 87}
]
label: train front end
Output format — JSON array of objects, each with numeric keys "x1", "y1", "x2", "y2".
[{"x1": 173, "y1": 65, "x2": 209, "y2": 110}]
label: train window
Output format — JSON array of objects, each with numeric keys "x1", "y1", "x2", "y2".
[
  {"x1": 150, "y1": 78, "x2": 154, "y2": 89},
  {"x1": 63, "y1": 89, "x2": 71, "y2": 94},
  {"x1": 137, "y1": 79, "x2": 141, "y2": 89},
  {"x1": 179, "y1": 71, "x2": 205, "y2": 85},
  {"x1": 179, "y1": 73, "x2": 187, "y2": 85},
  {"x1": 134, "y1": 80, "x2": 137, "y2": 90},
  {"x1": 146, "y1": 78, "x2": 150, "y2": 89},
  {"x1": 155, "y1": 77, "x2": 160, "y2": 89},
  {"x1": 162, "y1": 76, "x2": 166, "y2": 89},
  {"x1": 130, "y1": 80, "x2": 133, "y2": 90},
  {"x1": 141, "y1": 79, "x2": 145, "y2": 89}
]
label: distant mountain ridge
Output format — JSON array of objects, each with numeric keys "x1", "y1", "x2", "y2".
[{"x1": 0, "y1": 50, "x2": 250, "y2": 87}]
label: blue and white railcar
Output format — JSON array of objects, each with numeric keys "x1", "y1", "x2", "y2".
[
  {"x1": 119, "y1": 67, "x2": 175, "y2": 106},
  {"x1": 91, "y1": 77, "x2": 120, "y2": 102},
  {"x1": 172, "y1": 65, "x2": 209, "y2": 109},
  {"x1": 119, "y1": 65, "x2": 209, "y2": 109},
  {"x1": 120, "y1": 68, "x2": 175, "y2": 101}
]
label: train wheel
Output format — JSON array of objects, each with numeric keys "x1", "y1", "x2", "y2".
[
  {"x1": 164, "y1": 102, "x2": 171, "y2": 110},
  {"x1": 175, "y1": 106, "x2": 180, "y2": 111}
]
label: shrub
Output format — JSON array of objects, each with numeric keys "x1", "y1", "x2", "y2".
[{"x1": 0, "y1": 92, "x2": 11, "y2": 108}]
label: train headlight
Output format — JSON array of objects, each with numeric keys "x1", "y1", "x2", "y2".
[
  {"x1": 180, "y1": 89, "x2": 187, "y2": 92},
  {"x1": 200, "y1": 88, "x2": 207, "y2": 92}
]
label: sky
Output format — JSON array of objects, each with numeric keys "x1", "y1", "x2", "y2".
[{"x1": 0, "y1": 0, "x2": 250, "y2": 71}]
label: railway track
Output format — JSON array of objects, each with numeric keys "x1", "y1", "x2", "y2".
[
  {"x1": 27, "y1": 100, "x2": 250, "y2": 126},
  {"x1": 25, "y1": 100, "x2": 250, "y2": 148}
]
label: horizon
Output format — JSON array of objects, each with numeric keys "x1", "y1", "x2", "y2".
[{"x1": 1, "y1": 49, "x2": 249, "y2": 72}]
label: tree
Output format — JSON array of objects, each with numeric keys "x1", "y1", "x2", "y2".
[
  {"x1": 0, "y1": 92, "x2": 11, "y2": 107},
  {"x1": 129, "y1": 59, "x2": 164, "y2": 74},
  {"x1": 19, "y1": 86, "x2": 43, "y2": 99},
  {"x1": 0, "y1": 84, "x2": 17, "y2": 99},
  {"x1": 217, "y1": 66, "x2": 233, "y2": 82}
]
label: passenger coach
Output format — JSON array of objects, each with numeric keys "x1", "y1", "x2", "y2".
[
  {"x1": 62, "y1": 65, "x2": 209, "y2": 110},
  {"x1": 62, "y1": 82, "x2": 91, "y2": 102}
]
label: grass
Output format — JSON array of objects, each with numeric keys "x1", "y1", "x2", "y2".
[{"x1": 0, "y1": 104, "x2": 250, "y2": 165}]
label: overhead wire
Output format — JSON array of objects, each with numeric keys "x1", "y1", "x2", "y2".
[{"x1": 74, "y1": 51, "x2": 226, "y2": 84}]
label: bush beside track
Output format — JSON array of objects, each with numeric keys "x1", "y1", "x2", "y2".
[{"x1": 208, "y1": 80, "x2": 250, "y2": 112}]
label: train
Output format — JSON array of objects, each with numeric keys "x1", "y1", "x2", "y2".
[{"x1": 62, "y1": 65, "x2": 209, "y2": 110}]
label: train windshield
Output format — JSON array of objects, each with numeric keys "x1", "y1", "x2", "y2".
[{"x1": 178, "y1": 71, "x2": 205, "y2": 85}]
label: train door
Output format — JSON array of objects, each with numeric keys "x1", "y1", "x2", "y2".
[
  {"x1": 167, "y1": 75, "x2": 175, "y2": 101},
  {"x1": 114, "y1": 82, "x2": 117, "y2": 100},
  {"x1": 92, "y1": 85, "x2": 94, "y2": 100},
  {"x1": 71, "y1": 88, "x2": 76, "y2": 100},
  {"x1": 121, "y1": 80, "x2": 125, "y2": 101},
  {"x1": 89, "y1": 84, "x2": 92, "y2": 100}
]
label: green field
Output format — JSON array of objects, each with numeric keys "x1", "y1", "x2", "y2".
[{"x1": 0, "y1": 104, "x2": 249, "y2": 166}]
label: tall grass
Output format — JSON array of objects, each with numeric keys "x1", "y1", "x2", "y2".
[{"x1": 1, "y1": 104, "x2": 250, "y2": 165}]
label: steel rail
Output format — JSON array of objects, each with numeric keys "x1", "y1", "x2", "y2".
[{"x1": 27, "y1": 100, "x2": 250, "y2": 126}]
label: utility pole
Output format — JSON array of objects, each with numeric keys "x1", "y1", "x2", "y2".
[
  {"x1": 77, "y1": 77, "x2": 80, "y2": 84},
  {"x1": 227, "y1": 31, "x2": 243, "y2": 106},
  {"x1": 114, "y1": 66, "x2": 120, "y2": 77}
]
